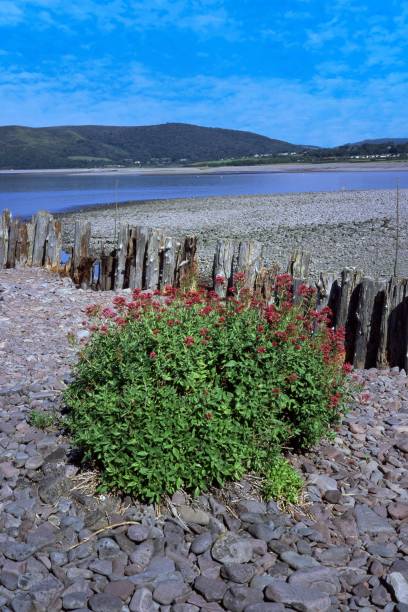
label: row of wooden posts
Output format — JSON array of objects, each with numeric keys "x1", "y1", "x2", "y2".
[{"x1": 2, "y1": 208, "x2": 408, "y2": 372}]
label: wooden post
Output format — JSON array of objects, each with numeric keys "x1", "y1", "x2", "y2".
[
  {"x1": 0, "y1": 210, "x2": 11, "y2": 268},
  {"x1": 6, "y1": 218, "x2": 19, "y2": 268},
  {"x1": 213, "y1": 239, "x2": 235, "y2": 298},
  {"x1": 31, "y1": 211, "x2": 52, "y2": 266},
  {"x1": 254, "y1": 265, "x2": 280, "y2": 304},
  {"x1": 288, "y1": 249, "x2": 311, "y2": 280},
  {"x1": 236, "y1": 240, "x2": 264, "y2": 289},
  {"x1": 334, "y1": 268, "x2": 363, "y2": 329},
  {"x1": 377, "y1": 277, "x2": 408, "y2": 370},
  {"x1": 44, "y1": 219, "x2": 62, "y2": 271},
  {"x1": 161, "y1": 236, "x2": 181, "y2": 287},
  {"x1": 16, "y1": 221, "x2": 29, "y2": 265},
  {"x1": 352, "y1": 277, "x2": 386, "y2": 369},
  {"x1": 131, "y1": 226, "x2": 150, "y2": 289},
  {"x1": 175, "y1": 236, "x2": 197, "y2": 289},
  {"x1": 114, "y1": 224, "x2": 130, "y2": 290},
  {"x1": 100, "y1": 252, "x2": 116, "y2": 291},
  {"x1": 145, "y1": 229, "x2": 163, "y2": 290},
  {"x1": 72, "y1": 220, "x2": 92, "y2": 288},
  {"x1": 316, "y1": 272, "x2": 337, "y2": 311}
]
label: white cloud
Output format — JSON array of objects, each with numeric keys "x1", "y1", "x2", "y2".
[
  {"x1": 1, "y1": 59, "x2": 408, "y2": 146},
  {"x1": 0, "y1": 1, "x2": 24, "y2": 25}
]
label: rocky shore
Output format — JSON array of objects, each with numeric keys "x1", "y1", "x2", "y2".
[
  {"x1": 58, "y1": 189, "x2": 408, "y2": 281},
  {"x1": 1, "y1": 267, "x2": 408, "y2": 611}
]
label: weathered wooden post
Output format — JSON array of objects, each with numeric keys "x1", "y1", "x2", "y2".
[
  {"x1": 175, "y1": 236, "x2": 197, "y2": 289},
  {"x1": 315, "y1": 271, "x2": 340, "y2": 317},
  {"x1": 130, "y1": 226, "x2": 150, "y2": 289},
  {"x1": 16, "y1": 221, "x2": 29, "y2": 266},
  {"x1": 352, "y1": 277, "x2": 386, "y2": 369},
  {"x1": 6, "y1": 218, "x2": 19, "y2": 268},
  {"x1": 377, "y1": 277, "x2": 408, "y2": 370},
  {"x1": 31, "y1": 211, "x2": 52, "y2": 267},
  {"x1": 114, "y1": 224, "x2": 130, "y2": 290},
  {"x1": 145, "y1": 229, "x2": 163, "y2": 290},
  {"x1": 72, "y1": 220, "x2": 92, "y2": 288},
  {"x1": 161, "y1": 236, "x2": 181, "y2": 287},
  {"x1": 287, "y1": 249, "x2": 311, "y2": 280},
  {"x1": 254, "y1": 264, "x2": 280, "y2": 304},
  {"x1": 0, "y1": 210, "x2": 11, "y2": 268},
  {"x1": 236, "y1": 240, "x2": 264, "y2": 289},
  {"x1": 44, "y1": 219, "x2": 62, "y2": 271},
  {"x1": 213, "y1": 239, "x2": 235, "y2": 298}
]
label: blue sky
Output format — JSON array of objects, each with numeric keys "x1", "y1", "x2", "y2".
[{"x1": 0, "y1": 0, "x2": 407, "y2": 145}]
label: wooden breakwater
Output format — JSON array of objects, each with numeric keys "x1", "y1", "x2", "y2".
[{"x1": 2, "y1": 208, "x2": 408, "y2": 372}]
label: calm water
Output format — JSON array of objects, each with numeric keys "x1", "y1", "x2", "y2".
[{"x1": 1, "y1": 169, "x2": 408, "y2": 217}]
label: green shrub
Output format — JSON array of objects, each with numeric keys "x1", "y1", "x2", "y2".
[
  {"x1": 263, "y1": 457, "x2": 304, "y2": 504},
  {"x1": 65, "y1": 274, "x2": 350, "y2": 503},
  {"x1": 28, "y1": 410, "x2": 56, "y2": 430}
]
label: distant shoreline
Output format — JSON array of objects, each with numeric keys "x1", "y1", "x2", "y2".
[{"x1": 2, "y1": 160, "x2": 408, "y2": 176}]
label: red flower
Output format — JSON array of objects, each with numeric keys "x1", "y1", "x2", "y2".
[
  {"x1": 329, "y1": 392, "x2": 341, "y2": 408},
  {"x1": 149, "y1": 351, "x2": 157, "y2": 359},
  {"x1": 184, "y1": 336, "x2": 195, "y2": 346},
  {"x1": 257, "y1": 324, "x2": 265, "y2": 333},
  {"x1": 343, "y1": 362, "x2": 353, "y2": 374},
  {"x1": 272, "y1": 388, "x2": 281, "y2": 395},
  {"x1": 215, "y1": 274, "x2": 226, "y2": 285},
  {"x1": 113, "y1": 295, "x2": 126, "y2": 307},
  {"x1": 199, "y1": 327, "x2": 209, "y2": 336},
  {"x1": 85, "y1": 304, "x2": 99, "y2": 317},
  {"x1": 233, "y1": 271, "x2": 246, "y2": 284},
  {"x1": 287, "y1": 373, "x2": 298, "y2": 383},
  {"x1": 199, "y1": 305, "x2": 213, "y2": 316},
  {"x1": 115, "y1": 317, "x2": 127, "y2": 326},
  {"x1": 204, "y1": 412, "x2": 213, "y2": 420},
  {"x1": 257, "y1": 346, "x2": 266, "y2": 353}
]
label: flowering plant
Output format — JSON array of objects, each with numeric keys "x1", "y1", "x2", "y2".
[{"x1": 65, "y1": 274, "x2": 351, "y2": 503}]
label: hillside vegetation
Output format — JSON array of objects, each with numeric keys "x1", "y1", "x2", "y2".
[{"x1": 0, "y1": 123, "x2": 302, "y2": 169}]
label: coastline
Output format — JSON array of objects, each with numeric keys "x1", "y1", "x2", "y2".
[
  {"x1": 2, "y1": 160, "x2": 408, "y2": 176},
  {"x1": 58, "y1": 188, "x2": 408, "y2": 281}
]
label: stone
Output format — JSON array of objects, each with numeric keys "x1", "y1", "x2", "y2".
[
  {"x1": 97, "y1": 537, "x2": 121, "y2": 559},
  {"x1": 280, "y1": 551, "x2": 320, "y2": 570},
  {"x1": 29, "y1": 575, "x2": 64, "y2": 608},
  {"x1": 265, "y1": 580, "x2": 331, "y2": 611},
  {"x1": 25, "y1": 454, "x2": 44, "y2": 470},
  {"x1": 354, "y1": 504, "x2": 395, "y2": 535},
  {"x1": 395, "y1": 438, "x2": 408, "y2": 453},
  {"x1": 89, "y1": 559, "x2": 113, "y2": 576},
  {"x1": 367, "y1": 543, "x2": 398, "y2": 558},
  {"x1": 89, "y1": 592, "x2": 123, "y2": 611},
  {"x1": 152, "y1": 578, "x2": 189, "y2": 605},
  {"x1": 220, "y1": 563, "x2": 256, "y2": 584},
  {"x1": 245, "y1": 606, "x2": 286, "y2": 612},
  {"x1": 388, "y1": 573, "x2": 408, "y2": 604},
  {"x1": 323, "y1": 490, "x2": 342, "y2": 504},
  {"x1": 129, "y1": 587, "x2": 155, "y2": 612},
  {"x1": 211, "y1": 533, "x2": 253, "y2": 564},
  {"x1": 62, "y1": 591, "x2": 89, "y2": 610},
  {"x1": 194, "y1": 575, "x2": 227, "y2": 601},
  {"x1": 178, "y1": 505, "x2": 210, "y2": 526},
  {"x1": 127, "y1": 524, "x2": 151, "y2": 542},
  {"x1": 222, "y1": 585, "x2": 264, "y2": 612},
  {"x1": 388, "y1": 502, "x2": 408, "y2": 520},
  {"x1": 191, "y1": 532, "x2": 213, "y2": 554},
  {"x1": 0, "y1": 540, "x2": 37, "y2": 561},
  {"x1": 37, "y1": 475, "x2": 71, "y2": 504},
  {"x1": 371, "y1": 584, "x2": 390, "y2": 608},
  {"x1": 104, "y1": 579, "x2": 135, "y2": 601},
  {"x1": 308, "y1": 474, "x2": 338, "y2": 493}
]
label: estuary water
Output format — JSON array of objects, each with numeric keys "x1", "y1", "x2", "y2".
[{"x1": 1, "y1": 169, "x2": 408, "y2": 217}]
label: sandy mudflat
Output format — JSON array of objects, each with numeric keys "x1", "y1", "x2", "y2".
[
  {"x1": 58, "y1": 188, "x2": 408, "y2": 281},
  {"x1": 2, "y1": 160, "x2": 408, "y2": 176}
]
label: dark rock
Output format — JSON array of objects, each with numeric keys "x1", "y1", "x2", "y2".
[
  {"x1": 220, "y1": 563, "x2": 256, "y2": 584},
  {"x1": 194, "y1": 575, "x2": 227, "y2": 601},
  {"x1": 88, "y1": 592, "x2": 123, "y2": 611},
  {"x1": 265, "y1": 580, "x2": 331, "y2": 611},
  {"x1": 371, "y1": 584, "x2": 390, "y2": 607},
  {"x1": 97, "y1": 537, "x2": 121, "y2": 559},
  {"x1": 152, "y1": 578, "x2": 189, "y2": 605},
  {"x1": 129, "y1": 587, "x2": 155, "y2": 612},
  {"x1": 104, "y1": 579, "x2": 135, "y2": 601},
  {"x1": 212, "y1": 533, "x2": 253, "y2": 564},
  {"x1": 222, "y1": 585, "x2": 264, "y2": 612},
  {"x1": 354, "y1": 504, "x2": 395, "y2": 535},
  {"x1": 127, "y1": 524, "x2": 151, "y2": 542},
  {"x1": 280, "y1": 551, "x2": 320, "y2": 570},
  {"x1": 191, "y1": 532, "x2": 213, "y2": 555},
  {"x1": 29, "y1": 575, "x2": 64, "y2": 609},
  {"x1": 37, "y1": 476, "x2": 71, "y2": 504},
  {"x1": 62, "y1": 591, "x2": 89, "y2": 610},
  {"x1": 0, "y1": 540, "x2": 37, "y2": 561}
]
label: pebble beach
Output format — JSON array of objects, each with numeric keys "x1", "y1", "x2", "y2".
[
  {"x1": 59, "y1": 189, "x2": 408, "y2": 280},
  {"x1": 1, "y1": 267, "x2": 408, "y2": 611}
]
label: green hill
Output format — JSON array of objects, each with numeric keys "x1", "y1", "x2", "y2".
[{"x1": 0, "y1": 123, "x2": 303, "y2": 169}]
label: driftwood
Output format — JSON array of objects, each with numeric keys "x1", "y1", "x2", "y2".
[
  {"x1": 254, "y1": 265, "x2": 280, "y2": 303},
  {"x1": 162, "y1": 236, "x2": 181, "y2": 287},
  {"x1": 352, "y1": 277, "x2": 386, "y2": 368},
  {"x1": 145, "y1": 229, "x2": 163, "y2": 290},
  {"x1": 288, "y1": 249, "x2": 310, "y2": 280},
  {"x1": 131, "y1": 226, "x2": 150, "y2": 289}
]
